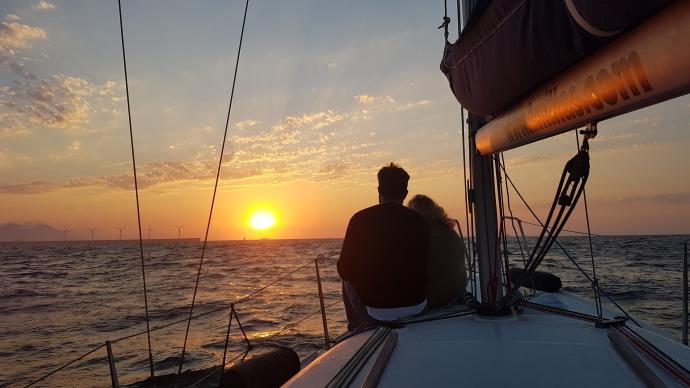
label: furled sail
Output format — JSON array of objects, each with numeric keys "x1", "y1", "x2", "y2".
[
  {"x1": 474, "y1": 0, "x2": 690, "y2": 154},
  {"x1": 441, "y1": 0, "x2": 671, "y2": 116}
]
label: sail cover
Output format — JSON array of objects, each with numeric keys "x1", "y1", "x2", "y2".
[{"x1": 440, "y1": 0, "x2": 671, "y2": 117}]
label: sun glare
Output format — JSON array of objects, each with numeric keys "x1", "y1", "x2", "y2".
[{"x1": 249, "y1": 210, "x2": 276, "y2": 231}]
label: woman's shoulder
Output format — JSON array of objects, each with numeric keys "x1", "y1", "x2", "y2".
[{"x1": 429, "y1": 221, "x2": 460, "y2": 240}]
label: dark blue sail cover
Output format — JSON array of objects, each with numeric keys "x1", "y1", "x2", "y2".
[{"x1": 440, "y1": 0, "x2": 672, "y2": 116}]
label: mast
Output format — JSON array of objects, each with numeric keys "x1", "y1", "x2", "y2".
[
  {"x1": 468, "y1": 116, "x2": 502, "y2": 304},
  {"x1": 460, "y1": 0, "x2": 503, "y2": 304}
]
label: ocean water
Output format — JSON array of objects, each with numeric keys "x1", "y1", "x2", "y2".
[{"x1": 1, "y1": 235, "x2": 688, "y2": 387}]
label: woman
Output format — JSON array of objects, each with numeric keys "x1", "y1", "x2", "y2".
[{"x1": 408, "y1": 194, "x2": 467, "y2": 308}]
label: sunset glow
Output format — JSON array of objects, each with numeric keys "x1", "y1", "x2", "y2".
[
  {"x1": 0, "y1": 1, "x2": 687, "y2": 241},
  {"x1": 249, "y1": 210, "x2": 276, "y2": 231}
]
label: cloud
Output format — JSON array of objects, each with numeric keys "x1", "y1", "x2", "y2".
[
  {"x1": 0, "y1": 15, "x2": 123, "y2": 137},
  {"x1": 67, "y1": 141, "x2": 81, "y2": 152},
  {"x1": 0, "y1": 149, "x2": 30, "y2": 168},
  {"x1": 354, "y1": 94, "x2": 395, "y2": 105},
  {"x1": 48, "y1": 140, "x2": 84, "y2": 160},
  {"x1": 272, "y1": 110, "x2": 345, "y2": 132},
  {"x1": 397, "y1": 99, "x2": 431, "y2": 111},
  {"x1": 235, "y1": 119, "x2": 259, "y2": 130},
  {"x1": 0, "y1": 65, "x2": 123, "y2": 136},
  {"x1": 0, "y1": 181, "x2": 57, "y2": 194},
  {"x1": 0, "y1": 156, "x2": 261, "y2": 194},
  {"x1": 0, "y1": 93, "x2": 445, "y2": 194},
  {"x1": 0, "y1": 15, "x2": 46, "y2": 54},
  {"x1": 32, "y1": 1, "x2": 56, "y2": 11},
  {"x1": 349, "y1": 94, "x2": 431, "y2": 122}
]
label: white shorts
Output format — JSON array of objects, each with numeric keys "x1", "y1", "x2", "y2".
[{"x1": 366, "y1": 300, "x2": 427, "y2": 321}]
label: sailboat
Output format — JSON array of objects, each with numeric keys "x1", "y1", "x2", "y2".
[
  {"x1": 18, "y1": 1, "x2": 690, "y2": 387},
  {"x1": 281, "y1": 0, "x2": 690, "y2": 386}
]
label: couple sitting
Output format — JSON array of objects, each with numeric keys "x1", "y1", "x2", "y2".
[{"x1": 338, "y1": 163, "x2": 467, "y2": 331}]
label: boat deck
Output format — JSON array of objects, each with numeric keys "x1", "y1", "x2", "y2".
[{"x1": 285, "y1": 291, "x2": 690, "y2": 387}]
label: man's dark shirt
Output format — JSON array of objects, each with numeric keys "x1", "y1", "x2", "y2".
[{"x1": 337, "y1": 202, "x2": 429, "y2": 309}]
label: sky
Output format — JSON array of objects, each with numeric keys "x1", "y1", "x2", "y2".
[{"x1": 0, "y1": 0, "x2": 689, "y2": 241}]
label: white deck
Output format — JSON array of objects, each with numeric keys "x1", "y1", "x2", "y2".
[{"x1": 285, "y1": 291, "x2": 690, "y2": 387}]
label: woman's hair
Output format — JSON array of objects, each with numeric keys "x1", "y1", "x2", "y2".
[{"x1": 407, "y1": 194, "x2": 455, "y2": 228}]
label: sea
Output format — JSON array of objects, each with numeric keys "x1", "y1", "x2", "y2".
[{"x1": 1, "y1": 235, "x2": 689, "y2": 387}]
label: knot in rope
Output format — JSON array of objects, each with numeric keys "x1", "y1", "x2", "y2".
[
  {"x1": 579, "y1": 121, "x2": 598, "y2": 151},
  {"x1": 438, "y1": 16, "x2": 451, "y2": 42}
]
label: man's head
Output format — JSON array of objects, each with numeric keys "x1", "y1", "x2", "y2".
[{"x1": 377, "y1": 163, "x2": 409, "y2": 204}]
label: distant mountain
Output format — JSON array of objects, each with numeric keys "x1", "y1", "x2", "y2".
[{"x1": 0, "y1": 222, "x2": 64, "y2": 242}]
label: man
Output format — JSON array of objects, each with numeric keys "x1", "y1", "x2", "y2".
[{"x1": 337, "y1": 163, "x2": 429, "y2": 331}]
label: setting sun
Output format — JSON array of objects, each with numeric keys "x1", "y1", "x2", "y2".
[{"x1": 249, "y1": 210, "x2": 277, "y2": 230}]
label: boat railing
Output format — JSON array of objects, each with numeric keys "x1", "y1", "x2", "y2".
[{"x1": 22, "y1": 254, "x2": 340, "y2": 388}]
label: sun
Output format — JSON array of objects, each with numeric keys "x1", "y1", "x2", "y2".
[{"x1": 249, "y1": 210, "x2": 276, "y2": 231}]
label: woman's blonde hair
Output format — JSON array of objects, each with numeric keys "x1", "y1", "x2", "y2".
[{"x1": 407, "y1": 194, "x2": 455, "y2": 228}]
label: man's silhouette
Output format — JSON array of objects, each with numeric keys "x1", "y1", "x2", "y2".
[{"x1": 338, "y1": 163, "x2": 429, "y2": 330}]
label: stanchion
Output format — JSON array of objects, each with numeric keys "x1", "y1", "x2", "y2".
[
  {"x1": 105, "y1": 340, "x2": 120, "y2": 388},
  {"x1": 315, "y1": 255, "x2": 331, "y2": 348},
  {"x1": 220, "y1": 304, "x2": 235, "y2": 374}
]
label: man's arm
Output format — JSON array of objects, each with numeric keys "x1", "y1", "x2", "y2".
[{"x1": 337, "y1": 216, "x2": 360, "y2": 281}]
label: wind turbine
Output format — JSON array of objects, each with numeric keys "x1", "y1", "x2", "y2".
[
  {"x1": 145, "y1": 224, "x2": 153, "y2": 240},
  {"x1": 174, "y1": 225, "x2": 184, "y2": 240},
  {"x1": 116, "y1": 226, "x2": 126, "y2": 241},
  {"x1": 90, "y1": 227, "x2": 97, "y2": 241},
  {"x1": 63, "y1": 225, "x2": 70, "y2": 241}
]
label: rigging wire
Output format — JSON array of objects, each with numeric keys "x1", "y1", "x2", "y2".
[
  {"x1": 576, "y1": 131, "x2": 603, "y2": 317},
  {"x1": 456, "y1": 0, "x2": 463, "y2": 34},
  {"x1": 26, "y1": 254, "x2": 339, "y2": 386},
  {"x1": 447, "y1": 0, "x2": 476, "y2": 295},
  {"x1": 517, "y1": 220, "x2": 607, "y2": 237},
  {"x1": 439, "y1": 0, "x2": 451, "y2": 43},
  {"x1": 501, "y1": 153, "x2": 527, "y2": 267},
  {"x1": 460, "y1": 108, "x2": 476, "y2": 295},
  {"x1": 23, "y1": 343, "x2": 106, "y2": 388},
  {"x1": 507, "y1": 144, "x2": 591, "y2": 300},
  {"x1": 176, "y1": 0, "x2": 251, "y2": 381},
  {"x1": 105, "y1": 258, "x2": 324, "y2": 345},
  {"x1": 116, "y1": 0, "x2": 155, "y2": 378},
  {"x1": 497, "y1": 161, "x2": 639, "y2": 326},
  {"x1": 494, "y1": 154, "x2": 511, "y2": 289}
]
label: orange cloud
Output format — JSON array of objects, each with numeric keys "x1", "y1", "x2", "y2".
[{"x1": 0, "y1": 15, "x2": 46, "y2": 53}]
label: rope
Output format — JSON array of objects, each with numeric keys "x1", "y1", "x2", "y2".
[
  {"x1": 116, "y1": 0, "x2": 155, "y2": 377},
  {"x1": 176, "y1": 0, "x2": 251, "y2": 380},
  {"x1": 508, "y1": 147, "x2": 590, "y2": 299},
  {"x1": 439, "y1": 0, "x2": 451, "y2": 43},
  {"x1": 498, "y1": 162, "x2": 639, "y2": 326},
  {"x1": 616, "y1": 325, "x2": 690, "y2": 385},
  {"x1": 23, "y1": 343, "x2": 106, "y2": 387},
  {"x1": 576, "y1": 131, "x2": 603, "y2": 317}
]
